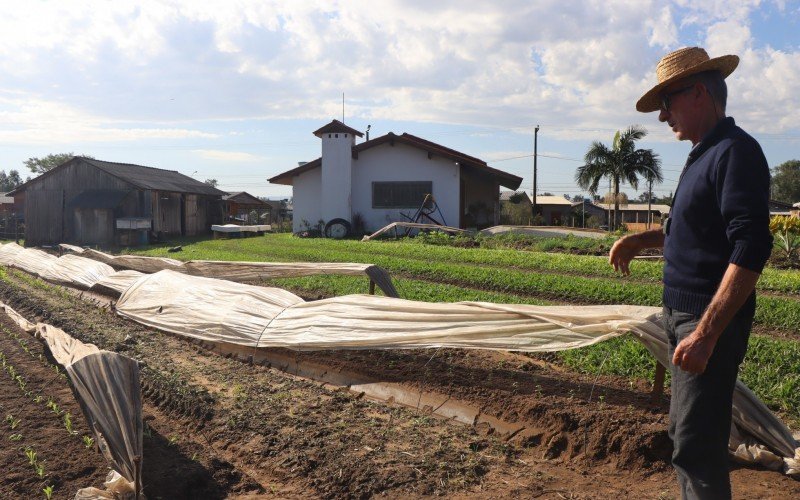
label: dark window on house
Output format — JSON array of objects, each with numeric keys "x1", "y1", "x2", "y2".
[{"x1": 372, "y1": 181, "x2": 432, "y2": 208}]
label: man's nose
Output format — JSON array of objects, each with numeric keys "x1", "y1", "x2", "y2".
[{"x1": 658, "y1": 108, "x2": 669, "y2": 122}]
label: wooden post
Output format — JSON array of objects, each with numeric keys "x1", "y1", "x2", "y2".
[
  {"x1": 134, "y1": 455, "x2": 142, "y2": 499},
  {"x1": 369, "y1": 280, "x2": 375, "y2": 295},
  {"x1": 652, "y1": 363, "x2": 666, "y2": 402}
]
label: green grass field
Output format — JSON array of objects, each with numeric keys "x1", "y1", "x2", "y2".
[{"x1": 128, "y1": 233, "x2": 800, "y2": 425}]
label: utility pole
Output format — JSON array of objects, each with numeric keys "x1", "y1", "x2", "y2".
[
  {"x1": 647, "y1": 177, "x2": 653, "y2": 229},
  {"x1": 532, "y1": 125, "x2": 539, "y2": 225},
  {"x1": 607, "y1": 177, "x2": 612, "y2": 231}
]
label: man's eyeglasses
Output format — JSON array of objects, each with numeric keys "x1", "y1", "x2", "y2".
[{"x1": 660, "y1": 85, "x2": 695, "y2": 112}]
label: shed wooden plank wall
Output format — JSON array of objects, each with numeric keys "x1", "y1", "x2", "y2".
[
  {"x1": 24, "y1": 160, "x2": 134, "y2": 246},
  {"x1": 73, "y1": 208, "x2": 114, "y2": 245},
  {"x1": 25, "y1": 190, "x2": 64, "y2": 245},
  {"x1": 152, "y1": 191, "x2": 182, "y2": 236}
]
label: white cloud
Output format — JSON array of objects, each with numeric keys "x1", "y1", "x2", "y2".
[
  {"x1": 704, "y1": 21, "x2": 752, "y2": 56},
  {"x1": 192, "y1": 149, "x2": 264, "y2": 162},
  {"x1": 0, "y1": 95, "x2": 217, "y2": 144},
  {"x1": 646, "y1": 6, "x2": 679, "y2": 48},
  {"x1": 0, "y1": 0, "x2": 794, "y2": 147}
]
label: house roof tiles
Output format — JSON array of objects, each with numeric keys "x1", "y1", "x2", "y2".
[
  {"x1": 269, "y1": 131, "x2": 522, "y2": 190},
  {"x1": 313, "y1": 119, "x2": 364, "y2": 138}
]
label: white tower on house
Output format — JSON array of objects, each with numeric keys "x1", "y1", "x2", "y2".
[{"x1": 314, "y1": 119, "x2": 364, "y2": 227}]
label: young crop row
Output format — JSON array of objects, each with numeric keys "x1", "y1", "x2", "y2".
[
  {"x1": 140, "y1": 234, "x2": 800, "y2": 295},
  {"x1": 0, "y1": 326, "x2": 97, "y2": 499},
  {"x1": 143, "y1": 237, "x2": 800, "y2": 334},
  {"x1": 267, "y1": 273, "x2": 800, "y2": 426}
]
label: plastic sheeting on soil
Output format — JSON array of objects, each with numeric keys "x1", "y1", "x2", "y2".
[
  {"x1": 212, "y1": 223, "x2": 271, "y2": 233},
  {"x1": 479, "y1": 225, "x2": 608, "y2": 240},
  {"x1": 41, "y1": 254, "x2": 116, "y2": 289},
  {"x1": 59, "y1": 244, "x2": 399, "y2": 297},
  {"x1": 90, "y1": 270, "x2": 147, "y2": 296},
  {"x1": 0, "y1": 241, "x2": 25, "y2": 265},
  {"x1": 361, "y1": 222, "x2": 468, "y2": 241},
  {"x1": 113, "y1": 270, "x2": 800, "y2": 476},
  {"x1": 0, "y1": 302, "x2": 142, "y2": 499}
]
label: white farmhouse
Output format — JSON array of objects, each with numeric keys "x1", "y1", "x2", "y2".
[{"x1": 268, "y1": 120, "x2": 522, "y2": 234}]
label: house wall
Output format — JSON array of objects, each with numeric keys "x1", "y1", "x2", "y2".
[
  {"x1": 292, "y1": 168, "x2": 322, "y2": 232},
  {"x1": 320, "y1": 132, "x2": 355, "y2": 225},
  {"x1": 351, "y1": 143, "x2": 459, "y2": 232}
]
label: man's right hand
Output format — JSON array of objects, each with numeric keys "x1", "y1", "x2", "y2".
[{"x1": 609, "y1": 235, "x2": 641, "y2": 276}]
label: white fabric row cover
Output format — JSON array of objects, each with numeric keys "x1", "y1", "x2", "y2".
[
  {"x1": 90, "y1": 270, "x2": 147, "y2": 296},
  {"x1": 0, "y1": 302, "x2": 142, "y2": 499},
  {"x1": 114, "y1": 270, "x2": 799, "y2": 475},
  {"x1": 362, "y1": 222, "x2": 467, "y2": 241},
  {"x1": 0, "y1": 241, "x2": 25, "y2": 264},
  {"x1": 0, "y1": 243, "x2": 118, "y2": 290},
  {"x1": 211, "y1": 224, "x2": 271, "y2": 233},
  {"x1": 1, "y1": 243, "x2": 398, "y2": 297},
  {"x1": 63, "y1": 245, "x2": 399, "y2": 297}
]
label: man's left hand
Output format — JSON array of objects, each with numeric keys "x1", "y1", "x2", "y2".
[{"x1": 672, "y1": 333, "x2": 715, "y2": 374}]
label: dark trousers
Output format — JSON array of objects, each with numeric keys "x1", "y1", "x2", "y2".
[{"x1": 663, "y1": 305, "x2": 753, "y2": 500}]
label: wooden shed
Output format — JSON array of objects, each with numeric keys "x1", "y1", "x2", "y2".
[
  {"x1": 222, "y1": 192, "x2": 271, "y2": 224},
  {"x1": 9, "y1": 157, "x2": 226, "y2": 247}
]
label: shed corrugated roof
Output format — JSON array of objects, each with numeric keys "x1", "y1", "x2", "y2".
[
  {"x1": 82, "y1": 158, "x2": 226, "y2": 196},
  {"x1": 222, "y1": 191, "x2": 269, "y2": 205}
]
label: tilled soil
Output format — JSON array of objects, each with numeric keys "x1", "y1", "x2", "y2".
[
  {"x1": 0, "y1": 268, "x2": 798, "y2": 499},
  {"x1": 0, "y1": 313, "x2": 109, "y2": 499}
]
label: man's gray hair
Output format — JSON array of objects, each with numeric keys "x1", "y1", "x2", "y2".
[{"x1": 686, "y1": 70, "x2": 728, "y2": 112}]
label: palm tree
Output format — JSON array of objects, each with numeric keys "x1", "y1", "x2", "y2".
[{"x1": 575, "y1": 126, "x2": 662, "y2": 230}]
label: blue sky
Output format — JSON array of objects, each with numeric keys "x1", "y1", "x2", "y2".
[{"x1": 0, "y1": 0, "x2": 798, "y2": 200}]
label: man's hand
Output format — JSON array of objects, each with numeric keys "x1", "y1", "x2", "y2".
[
  {"x1": 609, "y1": 235, "x2": 641, "y2": 276},
  {"x1": 672, "y1": 333, "x2": 716, "y2": 374}
]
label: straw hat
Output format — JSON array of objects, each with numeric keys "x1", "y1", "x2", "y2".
[{"x1": 636, "y1": 47, "x2": 739, "y2": 112}]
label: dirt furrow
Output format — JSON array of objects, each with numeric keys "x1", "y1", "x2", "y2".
[{"x1": 1, "y1": 268, "x2": 798, "y2": 498}]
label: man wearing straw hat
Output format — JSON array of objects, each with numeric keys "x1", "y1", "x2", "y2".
[{"x1": 609, "y1": 47, "x2": 772, "y2": 498}]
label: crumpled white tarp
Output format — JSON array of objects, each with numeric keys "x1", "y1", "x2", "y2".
[
  {"x1": 81, "y1": 248, "x2": 186, "y2": 274},
  {"x1": 212, "y1": 223, "x2": 271, "y2": 233},
  {"x1": 90, "y1": 270, "x2": 146, "y2": 296},
  {"x1": 0, "y1": 241, "x2": 25, "y2": 265},
  {"x1": 9, "y1": 247, "x2": 59, "y2": 277},
  {"x1": 40, "y1": 254, "x2": 116, "y2": 289},
  {"x1": 117, "y1": 270, "x2": 303, "y2": 345},
  {"x1": 362, "y1": 222, "x2": 467, "y2": 241},
  {"x1": 0, "y1": 302, "x2": 141, "y2": 499},
  {"x1": 115, "y1": 270, "x2": 799, "y2": 475},
  {"x1": 59, "y1": 244, "x2": 399, "y2": 297}
]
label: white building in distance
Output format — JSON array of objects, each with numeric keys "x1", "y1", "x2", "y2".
[{"x1": 269, "y1": 120, "x2": 522, "y2": 234}]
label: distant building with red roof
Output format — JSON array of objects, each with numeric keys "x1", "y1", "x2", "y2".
[{"x1": 268, "y1": 120, "x2": 522, "y2": 233}]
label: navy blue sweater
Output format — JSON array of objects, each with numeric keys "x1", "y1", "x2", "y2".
[{"x1": 663, "y1": 117, "x2": 773, "y2": 316}]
